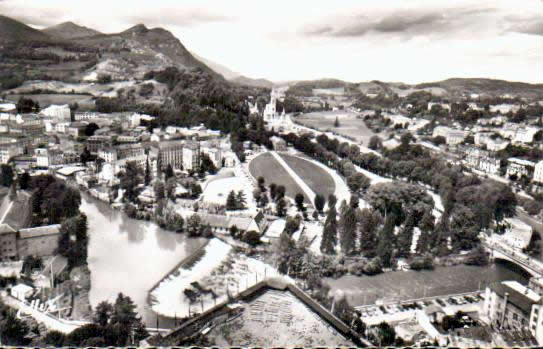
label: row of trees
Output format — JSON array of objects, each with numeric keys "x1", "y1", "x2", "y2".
[{"x1": 42, "y1": 293, "x2": 148, "y2": 347}]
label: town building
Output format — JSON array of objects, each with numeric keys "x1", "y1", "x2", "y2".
[
  {"x1": 0, "y1": 224, "x2": 18, "y2": 261},
  {"x1": 465, "y1": 148, "x2": 501, "y2": 174},
  {"x1": 156, "y1": 140, "x2": 184, "y2": 170},
  {"x1": 39, "y1": 104, "x2": 71, "y2": 122},
  {"x1": 35, "y1": 148, "x2": 64, "y2": 167},
  {"x1": 270, "y1": 136, "x2": 287, "y2": 151},
  {"x1": 513, "y1": 127, "x2": 540, "y2": 144},
  {"x1": 0, "y1": 144, "x2": 23, "y2": 164},
  {"x1": 86, "y1": 135, "x2": 112, "y2": 154},
  {"x1": 74, "y1": 111, "x2": 99, "y2": 121},
  {"x1": 501, "y1": 218, "x2": 533, "y2": 250},
  {"x1": 484, "y1": 280, "x2": 543, "y2": 344},
  {"x1": 200, "y1": 145, "x2": 222, "y2": 168},
  {"x1": 182, "y1": 141, "x2": 200, "y2": 171},
  {"x1": 428, "y1": 102, "x2": 451, "y2": 111},
  {"x1": 66, "y1": 122, "x2": 88, "y2": 138},
  {"x1": 196, "y1": 213, "x2": 260, "y2": 234},
  {"x1": 506, "y1": 158, "x2": 535, "y2": 179},
  {"x1": 0, "y1": 223, "x2": 61, "y2": 261},
  {"x1": 486, "y1": 138, "x2": 509, "y2": 152}
]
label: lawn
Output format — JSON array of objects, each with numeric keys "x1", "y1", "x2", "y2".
[
  {"x1": 279, "y1": 154, "x2": 335, "y2": 199},
  {"x1": 295, "y1": 110, "x2": 376, "y2": 146},
  {"x1": 249, "y1": 152, "x2": 309, "y2": 201}
]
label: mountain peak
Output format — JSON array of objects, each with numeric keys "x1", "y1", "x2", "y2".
[
  {"x1": 42, "y1": 21, "x2": 101, "y2": 39},
  {"x1": 122, "y1": 24, "x2": 149, "y2": 35}
]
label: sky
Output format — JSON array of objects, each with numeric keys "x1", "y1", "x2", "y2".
[{"x1": 2, "y1": 0, "x2": 543, "y2": 84}]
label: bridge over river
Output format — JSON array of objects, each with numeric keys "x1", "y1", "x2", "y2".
[{"x1": 482, "y1": 238, "x2": 543, "y2": 278}]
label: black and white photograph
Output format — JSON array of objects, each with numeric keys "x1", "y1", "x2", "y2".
[{"x1": 0, "y1": 0, "x2": 543, "y2": 347}]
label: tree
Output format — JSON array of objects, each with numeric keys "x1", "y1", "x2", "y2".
[
  {"x1": 368, "y1": 136, "x2": 383, "y2": 150},
  {"x1": 236, "y1": 191, "x2": 246, "y2": 209},
  {"x1": 276, "y1": 185, "x2": 286, "y2": 200},
  {"x1": 376, "y1": 214, "x2": 395, "y2": 267},
  {"x1": 242, "y1": 231, "x2": 261, "y2": 246},
  {"x1": 97, "y1": 74, "x2": 112, "y2": 84},
  {"x1": 80, "y1": 147, "x2": 92, "y2": 165},
  {"x1": 226, "y1": 190, "x2": 237, "y2": 210},
  {"x1": 144, "y1": 159, "x2": 151, "y2": 186},
  {"x1": 374, "y1": 322, "x2": 397, "y2": 346},
  {"x1": 0, "y1": 164, "x2": 14, "y2": 187},
  {"x1": 165, "y1": 164, "x2": 174, "y2": 180},
  {"x1": 295, "y1": 193, "x2": 305, "y2": 211},
  {"x1": 269, "y1": 183, "x2": 277, "y2": 200},
  {"x1": 43, "y1": 330, "x2": 66, "y2": 347},
  {"x1": 347, "y1": 173, "x2": 370, "y2": 193},
  {"x1": 200, "y1": 153, "x2": 217, "y2": 175},
  {"x1": 94, "y1": 301, "x2": 114, "y2": 326},
  {"x1": 119, "y1": 161, "x2": 142, "y2": 203},
  {"x1": 314, "y1": 194, "x2": 326, "y2": 213},
  {"x1": 359, "y1": 208, "x2": 382, "y2": 254},
  {"x1": 229, "y1": 225, "x2": 239, "y2": 238},
  {"x1": 257, "y1": 176, "x2": 265, "y2": 190},
  {"x1": 276, "y1": 198, "x2": 287, "y2": 217},
  {"x1": 0, "y1": 312, "x2": 29, "y2": 345},
  {"x1": 84, "y1": 122, "x2": 100, "y2": 137},
  {"x1": 57, "y1": 214, "x2": 88, "y2": 268},
  {"x1": 321, "y1": 194, "x2": 338, "y2": 254},
  {"x1": 339, "y1": 205, "x2": 357, "y2": 255},
  {"x1": 16, "y1": 96, "x2": 39, "y2": 113},
  {"x1": 19, "y1": 171, "x2": 30, "y2": 190},
  {"x1": 186, "y1": 214, "x2": 202, "y2": 237}
]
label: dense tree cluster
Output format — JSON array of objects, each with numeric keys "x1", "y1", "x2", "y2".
[
  {"x1": 16, "y1": 96, "x2": 40, "y2": 113},
  {"x1": 226, "y1": 190, "x2": 246, "y2": 211},
  {"x1": 29, "y1": 175, "x2": 81, "y2": 226},
  {"x1": 57, "y1": 214, "x2": 88, "y2": 268},
  {"x1": 43, "y1": 293, "x2": 148, "y2": 347},
  {"x1": 0, "y1": 299, "x2": 30, "y2": 346}
]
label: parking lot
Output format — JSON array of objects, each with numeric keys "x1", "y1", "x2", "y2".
[{"x1": 356, "y1": 292, "x2": 484, "y2": 324}]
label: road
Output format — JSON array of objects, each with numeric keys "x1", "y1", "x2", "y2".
[{"x1": 516, "y1": 209, "x2": 543, "y2": 234}]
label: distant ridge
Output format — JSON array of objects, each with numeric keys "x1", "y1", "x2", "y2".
[
  {"x1": 0, "y1": 15, "x2": 50, "y2": 42},
  {"x1": 42, "y1": 21, "x2": 101, "y2": 39}
]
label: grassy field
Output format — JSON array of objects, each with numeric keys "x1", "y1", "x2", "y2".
[
  {"x1": 295, "y1": 110, "x2": 376, "y2": 146},
  {"x1": 279, "y1": 154, "x2": 335, "y2": 199},
  {"x1": 6, "y1": 93, "x2": 95, "y2": 110},
  {"x1": 249, "y1": 152, "x2": 309, "y2": 201}
]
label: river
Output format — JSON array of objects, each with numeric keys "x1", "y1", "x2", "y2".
[
  {"x1": 80, "y1": 196, "x2": 207, "y2": 328},
  {"x1": 326, "y1": 260, "x2": 531, "y2": 306},
  {"x1": 80, "y1": 194, "x2": 533, "y2": 326}
]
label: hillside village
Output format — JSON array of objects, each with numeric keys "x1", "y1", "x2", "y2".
[{"x1": 0, "y1": 12, "x2": 543, "y2": 348}]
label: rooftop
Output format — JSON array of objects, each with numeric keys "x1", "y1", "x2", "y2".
[
  {"x1": 19, "y1": 224, "x2": 61, "y2": 239},
  {"x1": 148, "y1": 277, "x2": 358, "y2": 347},
  {"x1": 0, "y1": 223, "x2": 17, "y2": 235},
  {"x1": 489, "y1": 281, "x2": 539, "y2": 314}
]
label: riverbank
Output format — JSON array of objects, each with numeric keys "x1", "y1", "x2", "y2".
[{"x1": 149, "y1": 237, "x2": 284, "y2": 318}]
